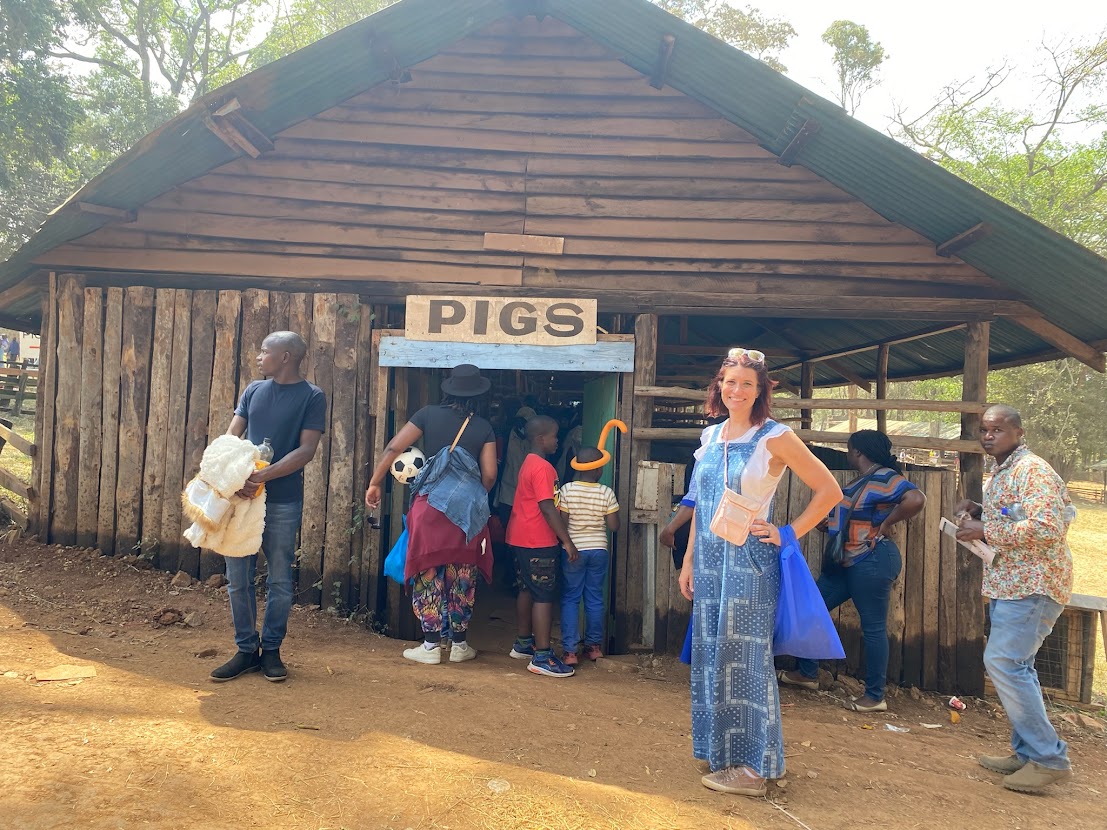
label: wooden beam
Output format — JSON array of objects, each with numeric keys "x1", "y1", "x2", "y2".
[
  {"x1": 203, "y1": 99, "x2": 273, "y2": 159},
  {"x1": 1012, "y1": 315, "x2": 1105, "y2": 373},
  {"x1": 75, "y1": 202, "x2": 136, "y2": 223},
  {"x1": 649, "y1": 34, "x2": 676, "y2": 90},
  {"x1": 776, "y1": 324, "x2": 967, "y2": 371},
  {"x1": 483, "y1": 232, "x2": 564, "y2": 255},
  {"x1": 658, "y1": 345, "x2": 797, "y2": 358},
  {"x1": 936, "y1": 222, "x2": 992, "y2": 258},
  {"x1": 635, "y1": 427, "x2": 985, "y2": 453},
  {"x1": 800, "y1": 362, "x2": 814, "y2": 430},
  {"x1": 635, "y1": 388, "x2": 992, "y2": 413},
  {"x1": 876, "y1": 344, "x2": 890, "y2": 433},
  {"x1": 825, "y1": 359, "x2": 873, "y2": 393},
  {"x1": 778, "y1": 118, "x2": 820, "y2": 167},
  {"x1": 0, "y1": 422, "x2": 35, "y2": 457},
  {"x1": 960, "y1": 322, "x2": 990, "y2": 502},
  {"x1": 0, "y1": 464, "x2": 33, "y2": 500}
]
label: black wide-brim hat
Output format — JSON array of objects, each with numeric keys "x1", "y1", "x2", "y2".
[{"x1": 441, "y1": 364, "x2": 491, "y2": 397}]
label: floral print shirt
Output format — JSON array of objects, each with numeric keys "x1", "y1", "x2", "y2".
[{"x1": 981, "y1": 445, "x2": 1073, "y2": 605}]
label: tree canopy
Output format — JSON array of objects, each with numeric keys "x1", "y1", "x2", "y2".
[{"x1": 821, "y1": 19, "x2": 886, "y2": 116}]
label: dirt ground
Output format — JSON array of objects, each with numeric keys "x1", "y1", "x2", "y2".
[{"x1": 2, "y1": 538, "x2": 1106, "y2": 830}]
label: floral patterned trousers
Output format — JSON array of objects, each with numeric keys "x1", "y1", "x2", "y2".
[{"x1": 411, "y1": 564, "x2": 478, "y2": 638}]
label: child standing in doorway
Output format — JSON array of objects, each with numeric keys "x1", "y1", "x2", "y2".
[
  {"x1": 557, "y1": 447, "x2": 620, "y2": 665},
  {"x1": 506, "y1": 415, "x2": 579, "y2": 677}
]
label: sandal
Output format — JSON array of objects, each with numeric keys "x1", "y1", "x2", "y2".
[
  {"x1": 845, "y1": 696, "x2": 888, "y2": 713},
  {"x1": 776, "y1": 669, "x2": 818, "y2": 691},
  {"x1": 701, "y1": 766, "x2": 767, "y2": 797}
]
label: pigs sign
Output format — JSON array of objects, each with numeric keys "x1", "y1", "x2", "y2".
[{"x1": 405, "y1": 296, "x2": 597, "y2": 346}]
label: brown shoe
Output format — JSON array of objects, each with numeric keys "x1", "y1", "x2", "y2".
[
  {"x1": 1002, "y1": 761, "x2": 1073, "y2": 793},
  {"x1": 562, "y1": 651, "x2": 579, "y2": 666},
  {"x1": 978, "y1": 753, "x2": 1026, "y2": 775},
  {"x1": 701, "y1": 766, "x2": 767, "y2": 797},
  {"x1": 776, "y1": 669, "x2": 818, "y2": 691}
]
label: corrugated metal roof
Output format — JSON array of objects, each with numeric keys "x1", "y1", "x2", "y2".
[{"x1": 2, "y1": 0, "x2": 1105, "y2": 380}]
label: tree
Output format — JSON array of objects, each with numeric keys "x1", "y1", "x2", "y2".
[
  {"x1": 248, "y1": 0, "x2": 399, "y2": 70},
  {"x1": 1, "y1": 0, "x2": 84, "y2": 257},
  {"x1": 891, "y1": 33, "x2": 1107, "y2": 476},
  {"x1": 821, "y1": 19, "x2": 886, "y2": 116},
  {"x1": 652, "y1": 1, "x2": 795, "y2": 73}
]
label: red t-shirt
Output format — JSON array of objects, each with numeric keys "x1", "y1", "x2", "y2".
[{"x1": 505, "y1": 453, "x2": 560, "y2": 548}]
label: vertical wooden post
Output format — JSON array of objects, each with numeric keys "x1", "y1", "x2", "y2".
[
  {"x1": 236, "y1": 288, "x2": 270, "y2": 399},
  {"x1": 800, "y1": 362, "x2": 814, "y2": 430},
  {"x1": 75, "y1": 288, "x2": 103, "y2": 548},
  {"x1": 51, "y1": 275, "x2": 84, "y2": 546},
  {"x1": 29, "y1": 278, "x2": 52, "y2": 537},
  {"x1": 96, "y1": 288, "x2": 125, "y2": 553},
  {"x1": 178, "y1": 290, "x2": 217, "y2": 577},
  {"x1": 624, "y1": 313, "x2": 657, "y2": 650},
  {"x1": 140, "y1": 289, "x2": 175, "y2": 558},
  {"x1": 322, "y1": 294, "x2": 359, "y2": 611},
  {"x1": 351, "y1": 300, "x2": 375, "y2": 611},
  {"x1": 876, "y1": 344, "x2": 889, "y2": 434},
  {"x1": 386, "y1": 367, "x2": 412, "y2": 639},
  {"x1": 847, "y1": 383, "x2": 858, "y2": 434},
  {"x1": 365, "y1": 327, "x2": 388, "y2": 617},
  {"x1": 957, "y1": 321, "x2": 990, "y2": 694},
  {"x1": 160, "y1": 290, "x2": 193, "y2": 574},
  {"x1": 115, "y1": 287, "x2": 155, "y2": 556}
]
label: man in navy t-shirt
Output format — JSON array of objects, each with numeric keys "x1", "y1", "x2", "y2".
[{"x1": 210, "y1": 331, "x2": 326, "y2": 684}]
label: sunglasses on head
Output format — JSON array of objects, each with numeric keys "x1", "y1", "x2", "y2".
[{"x1": 728, "y1": 347, "x2": 766, "y2": 365}]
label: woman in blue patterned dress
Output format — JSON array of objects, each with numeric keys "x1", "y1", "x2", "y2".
[{"x1": 678, "y1": 349, "x2": 842, "y2": 797}]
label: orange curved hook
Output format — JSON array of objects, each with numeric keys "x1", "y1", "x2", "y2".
[{"x1": 571, "y1": 419, "x2": 628, "y2": 471}]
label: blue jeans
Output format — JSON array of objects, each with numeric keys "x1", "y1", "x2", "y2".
[
  {"x1": 225, "y1": 501, "x2": 302, "y2": 653},
  {"x1": 985, "y1": 596, "x2": 1070, "y2": 770},
  {"x1": 560, "y1": 548, "x2": 608, "y2": 652},
  {"x1": 798, "y1": 539, "x2": 902, "y2": 701}
]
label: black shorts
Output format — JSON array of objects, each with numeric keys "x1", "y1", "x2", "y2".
[{"x1": 511, "y1": 544, "x2": 560, "y2": 603}]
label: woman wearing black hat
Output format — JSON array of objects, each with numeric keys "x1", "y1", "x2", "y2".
[{"x1": 365, "y1": 365, "x2": 498, "y2": 664}]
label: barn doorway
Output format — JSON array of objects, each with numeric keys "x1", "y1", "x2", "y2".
[{"x1": 371, "y1": 333, "x2": 632, "y2": 652}]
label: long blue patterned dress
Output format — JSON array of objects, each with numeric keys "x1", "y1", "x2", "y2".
[{"x1": 690, "y1": 420, "x2": 785, "y2": 778}]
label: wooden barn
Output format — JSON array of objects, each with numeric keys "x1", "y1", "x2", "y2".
[{"x1": 2, "y1": 0, "x2": 1106, "y2": 697}]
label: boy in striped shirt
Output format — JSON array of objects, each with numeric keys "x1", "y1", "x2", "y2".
[{"x1": 558, "y1": 447, "x2": 620, "y2": 665}]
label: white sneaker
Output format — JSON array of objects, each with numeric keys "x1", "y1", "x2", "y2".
[
  {"x1": 449, "y1": 642, "x2": 478, "y2": 663},
  {"x1": 403, "y1": 644, "x2": 442, "y2": 664}
]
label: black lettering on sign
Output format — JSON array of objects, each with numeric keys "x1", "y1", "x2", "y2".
[
  {"x1": 544, "y1": 302, "x2": 585, "y2": 338},
  {"x1": 428, "y1": 300, "x2": 465, "y2": 334},
  {"x1": 473, "y1": 300, "x2": 490, "y2": 336},
  {"x1": 500, "y1": 301, "x2": 537, "y2": 336}
]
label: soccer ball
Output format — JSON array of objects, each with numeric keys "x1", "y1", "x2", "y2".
[{"x1": 390, "y1": 446, "x2": 426, "y2": 484}]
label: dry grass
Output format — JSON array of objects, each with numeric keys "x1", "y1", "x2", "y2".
[
  {"x1": 1068, "y1": 499, "x2": 1107, "y2": 703},
  {"x1": 0, "y1": 410, "x2": 35, "y2": 516}
]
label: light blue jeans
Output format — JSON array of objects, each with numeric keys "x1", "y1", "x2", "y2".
[
  {"x1": 560, "y1": 548, "x2": 609, "y2": 652},
  {"x1": 985, "y1": 595, "x2": 1070, "y2": 770},
  {"x1": 225, "y1": 501, "x2": 302, "y2": 654}
]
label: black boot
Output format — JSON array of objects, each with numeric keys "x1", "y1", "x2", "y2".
[
  {"x1": 210, "y1": 649, "x2": 260, "y2": 682},
  {"x1": 260, "y1": 648, "x2": 287, "y2": 682}
]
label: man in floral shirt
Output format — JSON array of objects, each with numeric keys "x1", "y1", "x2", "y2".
[{"x1": 956, "y1": 404, "x2": 1073, "y2": 793}]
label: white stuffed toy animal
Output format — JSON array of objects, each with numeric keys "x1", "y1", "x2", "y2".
[{"x1": 182, "y1": 435, "x2": 266, "y2": 558}]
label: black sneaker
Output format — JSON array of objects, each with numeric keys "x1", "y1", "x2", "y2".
[
  {"x1": 260, "y1": 648, "x2": 288, "y2": 682},
  {"x1": 210, "y1": 650, "x2": 260, "y2": 682}
]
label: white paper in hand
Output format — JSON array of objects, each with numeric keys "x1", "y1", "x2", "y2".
[{"x1": 939, "y1": 517, "x2": 995, "y2": 566}]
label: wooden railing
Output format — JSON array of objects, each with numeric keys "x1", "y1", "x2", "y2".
[
  {"x1": 633, "y1": 386, "x2": 989, "y2": 454},
  {"x1": 0, "y1": 421, "x2": 36, "y2": 529},
  {"x1": 0, "y1": 365, "x2": 38, "y2": 416}
]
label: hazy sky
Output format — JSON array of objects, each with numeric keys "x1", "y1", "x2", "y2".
[{"x1": 743, "y1": 0, "x2": 1107, "y2": 132}]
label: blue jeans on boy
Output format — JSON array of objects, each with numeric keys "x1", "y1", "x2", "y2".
[
  {"x1": 985, "y1": 595, "x2": 1070, "y2": 770},
  {"x1": 225, "y1": 501, "x2": 303, "y2": 654},
  {"x1": 560, "y1": 548, "x2": 608, "y2": 653},
  {"x1": 797, "y1": 539, "x2": 902, "y2": 701}
]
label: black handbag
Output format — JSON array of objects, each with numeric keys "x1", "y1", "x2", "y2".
[{"x1": 823, "y1": 468, "x2": 880, "y2": 567}]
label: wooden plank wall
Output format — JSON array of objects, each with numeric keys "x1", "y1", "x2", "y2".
[
  {"x1": 655, "y1": 466, "x2": 980, "y2": 694},
  {"x1": 38, "y1": 17, "x2": 1002, "y2": 322},
  {"x1": 34, "y1": 283, "x2": 377, "y2": 613}
]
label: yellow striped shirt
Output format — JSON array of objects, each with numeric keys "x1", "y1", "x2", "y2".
[{"x1": 558, "y1": 481, "x2": 620, "y2": 551}]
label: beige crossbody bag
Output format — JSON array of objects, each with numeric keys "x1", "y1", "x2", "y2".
[{"x1": 708, "y1": 422, "x2": 764, "y2": 546}]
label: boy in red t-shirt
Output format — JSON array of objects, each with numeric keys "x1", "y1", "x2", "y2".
[{"x1": 506, "y1": 415, "x2": 579, "y2": 677}]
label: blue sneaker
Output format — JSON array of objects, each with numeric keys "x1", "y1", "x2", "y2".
[
  {"x1": 509, "y1": 640, "x2": 535, "y2": 659},
  {"x1": 528, "y1": 651, "x2": 575, "y2": 678}
]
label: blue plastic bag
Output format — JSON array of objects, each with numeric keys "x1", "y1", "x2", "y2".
[
  {"x1": 679, "y1": 612, "x2": 694, "y2": 665},
  {"x1": 773, "y1": 525, "x2": 845, "y2": 660},
  {"x1": 384, "y1": 515, "x2": 409, "y2": 585}
]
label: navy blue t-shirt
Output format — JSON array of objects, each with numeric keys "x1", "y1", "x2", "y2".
[{"x1": 234, "y1": 379, "x2": 326, "y2": 503}]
